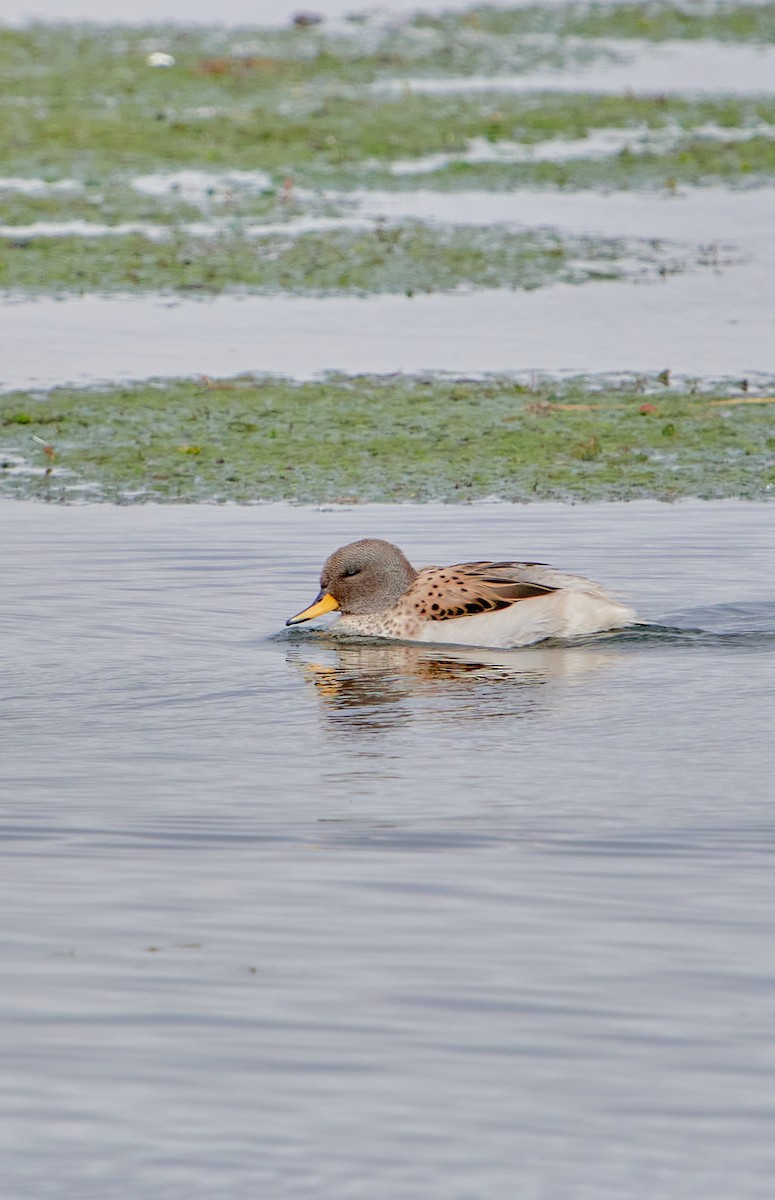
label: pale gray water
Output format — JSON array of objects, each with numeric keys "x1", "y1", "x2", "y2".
[
  {"x1": 2, "y1": 498, "x2": 775, "y2": 1199},
  {"x1": 381, "y1": 40, "x2": 775, "y2": 97},
  {"x1": 0, "y1": 0, "x2": 687, "y2": 27},
  {"x1": 4, "y1": 186, "x2": 774, "y2": 390}
]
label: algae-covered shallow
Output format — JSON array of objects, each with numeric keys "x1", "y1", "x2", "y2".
[
  {"x1": 2, "y1": 373, "x2": 774, "y2": 503},
  {"x1": 7, "y1": 98, "x2": 775, "y2": 215},
  {"x1": 360, "y1": 131, "x2": 775, "y2": 192},
  {"x1": 3, "y1": 22, "x2": 775, "y2": 188},
  {"x1": 0, "y1": 17, "x2": 618, "y2": 132},
  {"x1": 2, "y1": 14, "x2": 773, "y2": 501},
  {"x1": 0, "y1": 223, "x2": 710, "y2": 295},
  {"x1": 416, "y1": 3, "x2": 775, "y2": 43}
]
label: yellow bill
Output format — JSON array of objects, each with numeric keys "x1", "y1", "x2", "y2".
[{"x1": 286, "y1": 590, "x2": 340, "y2": 626}]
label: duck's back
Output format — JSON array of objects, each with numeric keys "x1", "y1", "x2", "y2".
[{"x1": 407, "y1": 561, "x2": 635, "y2": 648}]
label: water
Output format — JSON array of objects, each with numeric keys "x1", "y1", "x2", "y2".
[
  {"x1": 0, "y1": 0, "x2": 695, "y2": 27},
  {"x1": 381, "y1": 40, "x2": 775, "y2": 97},
  {"x1": 2, "y1": 498, "x2": 775, "y2": 1199},
  {"x1": 4, "y1": 185, "x2": 773, "y2": 390},
  {"x1": 386, "y1": 123, "x2": 775, "y2": 175}
]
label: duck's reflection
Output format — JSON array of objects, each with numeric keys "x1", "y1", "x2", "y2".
[{"x1": 286, "y1": 634, "x2": 623, "y2": 735}]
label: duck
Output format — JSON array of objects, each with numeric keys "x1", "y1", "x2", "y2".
[{"x1": 286, "y1": 538, "x2": 635, "y2": 648}]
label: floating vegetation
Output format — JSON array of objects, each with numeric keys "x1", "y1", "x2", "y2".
[
  {"x1": 0, "y1": 223, "x2": 712, "y2": 294},
  {"x1": 416, "y1": 4, "x2": 775, "y2": 44},
  {"x1": 2, "y1": 373, "x2": 774, "y2": 503}
]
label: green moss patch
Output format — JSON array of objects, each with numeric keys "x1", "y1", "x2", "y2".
[
  {"x1": 362, "y1": 133, "x2": 775, "y2": 192},
  {"x1": 415, "y1": 3, "x2": 775, "y2": 43},
  {"x1": 2, "y1": 373, "x2": 773, "y2": 503},
  {"x1": 0, "y1": 222, "x2": 708, "y2": 294},
  {"x1": 3, "y1": 18, "x2": 775, "y2": 197},
  {"x1": 3, "y1": 58, "x2": 775, "y2": 185},
  {"x1": 0, "y1": 18, "x2": 610, "y2": 136}
]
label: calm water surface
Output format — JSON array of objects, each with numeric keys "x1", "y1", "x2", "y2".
[
  {"x1": 4, "y1": 186, "x2": 775, "y2": 389},
  {"x1": 2, "y1": 499, "x2": 775, "y2": 1199},
  {"x1": 0, "y1": 0, "x2": 665, "y2": 26}
]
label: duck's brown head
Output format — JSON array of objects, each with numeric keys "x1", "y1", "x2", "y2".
[{"x1": 286, "y1": 539, "x2": 418, "y2": 624}]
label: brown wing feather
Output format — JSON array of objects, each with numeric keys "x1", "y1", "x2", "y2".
[{"x1": 407, "y1": 561, "x2": 556, "y2": 622}]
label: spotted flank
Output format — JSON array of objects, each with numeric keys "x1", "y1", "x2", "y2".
[{"x1": 405, "y1": 562, "x2": 554, "y2": 621}]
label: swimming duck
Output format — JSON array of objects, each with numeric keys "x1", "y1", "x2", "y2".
[{"x1": 286, "y1": 538, "x2": 635, "y2": 648}]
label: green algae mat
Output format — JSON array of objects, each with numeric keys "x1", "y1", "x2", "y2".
[
  {"x1": 3, "y1": 5, "x2": 774, "y2": 504},
  {"x1": 4, "y1": 12, "x2": 775, "y2": 199},
  {"x1": 0, "y1": 225, "x2": 716, "y2": 295},
  {"x1": 3, "y1": 375, "x2": 774, "y2": 503},
  {"x1": 3, "y1": 8, "x2": 775, "y2": 296}
]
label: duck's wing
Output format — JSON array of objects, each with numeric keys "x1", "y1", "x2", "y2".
[{"x1": 407, "y1": 561, "x2": 559, "y2": 621}]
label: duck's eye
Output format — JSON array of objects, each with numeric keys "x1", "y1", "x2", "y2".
[{"x1": 342, "y1": 567, "x2": 361, "y2": 579}]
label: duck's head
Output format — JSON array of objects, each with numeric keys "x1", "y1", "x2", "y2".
[{"x1": 286, "y1": 539, "x2": 418, "y2": 624}]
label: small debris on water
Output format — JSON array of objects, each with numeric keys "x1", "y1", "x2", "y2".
[
  {"x1": 146, "y1": 52, "x2": 175, "y2": 68},
  {"x1": 32, "y1": 434, "x2": 55, "y2": 475}
]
